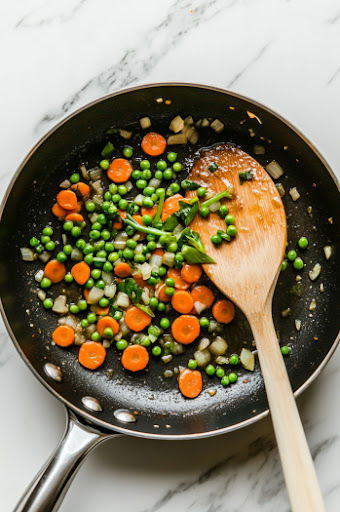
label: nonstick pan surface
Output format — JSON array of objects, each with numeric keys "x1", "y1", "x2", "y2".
[{"x1": 0, "y1": 84, "x2": 339, "y2": 439}]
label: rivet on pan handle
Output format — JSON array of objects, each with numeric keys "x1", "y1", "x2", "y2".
[{"x1": 14, "y1": 408, "x2": 117, "y2": 512}]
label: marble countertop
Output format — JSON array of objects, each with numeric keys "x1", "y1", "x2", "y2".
[{"x1": 1, "y1": 1, "x2": 339, "y2": 511}]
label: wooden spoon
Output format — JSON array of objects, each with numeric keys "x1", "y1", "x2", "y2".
[{"x1": 187, "y1": 144, "x2": 325, "y2": 512}]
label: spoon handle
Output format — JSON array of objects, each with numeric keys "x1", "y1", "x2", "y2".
[{"x1": 249, "y1": 305, "x2": 325, "y2": 512}]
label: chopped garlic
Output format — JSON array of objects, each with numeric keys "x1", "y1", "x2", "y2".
[
  {"x1": 210, "y1": 119, "x2": 224, "y2": 133},
  {"x1": 308, "y1": 299, "x2": 317, "y2": 311},
  {"x1": 309, "y1": 263, "x2": 321, "y2": 281},
  {"x1": 289, "y1": 187, "x2": 300, "y2": 201},
  {"x1": 323, "y1": 246, "x2": 332, "y2": 260}
]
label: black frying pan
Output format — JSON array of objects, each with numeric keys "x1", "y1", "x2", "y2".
[{"x1": 0, "y1": 84, "x2": 339, "y2": 512}]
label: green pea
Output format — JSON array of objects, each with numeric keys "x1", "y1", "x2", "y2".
[
  {"x1": 293, "y1": 257, "x2": 304, "y2": 270},
  {"x1": 118, "y1": 185, "x2": 128, "y2": 196},
  {"x1": 229, "y1": 354, "x2": 239, "y2": 365},
  {"x1": 152, "y1": 346, "x2": 162, "y2": 356},
  {"x1": 154, "y1": 170, "x2": 163, "y2": 180},
  {"x1": 205, "y1": 364, "x2": 216, "y2": 376},
  {"x1": 165, "y1": 286, "x2": 175, "y2": 296},
  {"x1": 160, "y1": 318, "x2": 170, "y2": 329},
  {"x1": 188, "y1": 359, "x2": 197, "y2": 370},
  {"x1": 149, "y1": 297, "x2": 158, "y2": 309},
  {"x1": 64, "y1": 272, "x2": 74, "y2": 283},
  {"x1": 101, "y1": 201, "x2": 110, "y2": 212},
  {"x1": 157, "y1": 160, "x2": 167, "y2": 170},
  {"x1": 229, "y1": 372, "x2": 238, "y2": 383},
  {"x1": 57, "y1": 251, "x2": 67, "y2": 262},
  {"x1": 85, "y1": 278, "x2": 94, "y2": 288},
  {"x1": 143, "y1": 186, "x2": 154, "y2": 197},
  {"x1": 143, "y1": 198, "x2": 154, "y2": 209},
  {"x1": 140, "y1": 159, "x2": 150, "y2": 170},
  {"x1": 84, "y1": 254, "x2": 93, "y2": 265},
  {"x1": 157, "y1": 302, "x2": 166, "y2": 312},
  {"x1": 85, "y1": 200, "x2": 96, "y2": 212},
  {"x1": 123, "y1": 146, "x2": 133, "y2": 158},
  {"x1": 87, "y1": 312, "x2": 97, "y2": 324},
  {"x1": 146, "y1": 241, "x2": 156, "y2": 252},
  {"x1": 100, "y1": 230, "x2": 110, "y2": 241},
  {"x1": 125, "y1": 239, "x2": 136, "y2": 250},
  {"x1": 281, "y1": 345, "x2": 291, "y2": 355},
  {"x1": 118, "y1": 199, "x2": 128, "y2": 210},
  {"x1": 104, "y1": 242, "x2": 114, "y2": 252},
  {"x1": 43, "y1": 298, "x2": 53, "y2": 309},
  {"x1": 76, "y1": 239, "x2": 86, "y2": 250},
  {"x1": 165, "y1": 277, "x2": 175, "y2": 287},
  {"x1": 174, "y1": 253, "x2": 184, "y2": 266},
  {"x1": 45, "y1": 241, "x2": 55, "y2": 251},
  {"x1": 113, "y1": 310, "x2": 123, "y2": 320},
  {"x1": 170, "y1": 183, "x2": 180, "y2": 194},
  {"x1": 158, "y1": 266, "x2": 167, "y2": 277},
  {"x1": 200, "y1": 206, "x2": 210, "y2": 218},
  {"x1": 95, "y1": 279, "x2": 105, "y2": 289},
  {"x1": 122, "y1": 248, "x2": 134, "y2": 260},
  {"x1": 216, "y1": 368, "x2": 225, "y2": 378},
  {"x1": 167, "y1": 242, "x2": 178, "y2": 253},
  {"x1": 70, "y1": 304, "x2": 79, "y2": 314},
  {"x1": 136, "y1": 179, "x2": 147, "y2": 189},
  {"x1": 83, "y1": 244, "x2": 94, "y2": 255},
  {"x1": 30, "y1": 237, "x2": 39, "y2": 247},
  {"x1": 103, "y1": 261, "x2": 113, "y2": 272},
  {"x1": 163, "y1": 168, "x2": 173, "y2": 180},
  {"x1": 108, "y1": 252, "x2": 119, "y2": 262},
  {"x1": 96, "y1": 247, "x2": 106, "y2": 257},
  {"x1": 218, "y1": 205, "x2": 229, "y2": 218},
  {"x1": 298, "y1": 237, "x2": 309, "y2": 249},
  {"x1": 227, "y1": 225, "x2": 237, "y2": 237},
  {"x1": 40, "y1": 277, "x2": 51, "y2": 289},
  {"x1": 100, "y1": 159, "x2": 110, "y2": 170},
  {"x1": 91, "y1": 268, "x2": 101, "y2": 280},
  {"x1": 78, "y1": 299, "x2": 87, "y2": 311},
  {"x1": 112, "y1": 194, "x2": 121, "y2": 203},
  {"x1": 132, "y1": 170, "x2": 142, "y2": 180},
  {"x1": 108, "y1": 183, "x2": 118, "y2": 194},
  {"x1": 167, "y1": 152, "x2": 177, "y2": 162},
  {"x1": 42, "y1": 226, "x2": 53, "y2": 236},
  {"x1": 173, "y1": 162, "x2": 182, "y2": 172},
  {"x1": 141, "y1": 170, "x2": 151, "y2": 180},
  {"x1": 134, "y1": 254, "x2": 145, "y2": 263},
  {"x1": 147, "y1": 276, "x2": 159, "y2": 286},
  {"x1": 97, "y1": 214, "x2": 107, "y2": 225},
  {"x1": 221, "y1": 376, "x2": 230, "y2": 386},
  {"x1": 281, "y1": 260, "x2": 288, "y2": 271},
  {"x1": 103, "y1": 327, "x2": 113, "y2": 338},
  {"x1": 81, "y1": 319, "x2": 89, "y2": 328},
  {"x1": 197, "y1": 187, "x2": 207, "y2": 197},
  {"x1": 199, "y1": 317, "x2": 209, "y2": 328},
  {"x1": 116, "y1": 339, "x2": 128, "y2": 350},
  {"x1": 125, "y1": 226, "x2": 135, "y2": 237},
  {"x1": 41, "y1": 235, "x2": 50, "y2": 244},
  {"x1": 35, "y1": 244, "x2": 44, "y2": 254},
  {"x1": 70, "y1": 172, "x2": 80, "y2": 183},
  {"x1": 287, "y1": 250, "x2": 297, "y2": 261},
  {"x1": 71, "y1": 226, "x2": 81, "y2": 237},
  {"x1": 91, "y1": 331, "x2": 101, "y2": 342},
  {"x1": 225, "y1": 214, "x2": 235, "y2": 225},
  {"x1": 211, "y1": 234, "x2": 222, "y2": 245},
  {"x1": 92, "y1": 222, "x2": 102, "y2": 231}
]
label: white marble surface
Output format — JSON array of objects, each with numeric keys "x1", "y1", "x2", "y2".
[{"x1": 0, "y1": 0, "x2": 339, "y2": 511}]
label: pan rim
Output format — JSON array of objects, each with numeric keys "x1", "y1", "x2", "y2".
[{"x1": 0, "y1": 82, "x2": 339, "y2": 440}]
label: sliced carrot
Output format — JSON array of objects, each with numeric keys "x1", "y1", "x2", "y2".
[
  {"x1": 171, "y1": 291, "x2": 194, "y2": 314},
  {"x1": 65, "y1": 213, "x2": 84, "y2": 222},
  {"x1": 44, "y1": 260, "x2": 66, "y2": 283},
  {"x1": 161, "y1": 194, "x2": 187, "y2": 221},
  {"x1": 190, "y1": 285, "x2": 215, "y2": 312},
  {"x1": 114, "y1": 262, "x2": 131, "y2": 278},
  {"x1": 125, "y1": 306, "x2": 152, "y2": 332},
  {"x1": 141, "y1": 205, "x2": 157, "y2": 217},
  {"x1": 157, "y1": 283, "x2": 171, "y2": 302},
  {"x1": 56, "y1": 189, "x2": 77, "y2": 210},
  {"x1": 121, "y1": 345, "x2": 149, "y2": 372},
  {"x1": 97, "y1": 316, "x2": 119, "y2": 336},
  {"x1": 178, "y1": 369, "x2": 203, "y2": 398},
  {"x1": 107, "y1": 158, "x2": 133, "y2": 183},
  {"x1": 180, "y1": 264, "x2": 202, "y2": 284},
  {"x1": 141, "y1": 132, "x2": 166, "y2": 156},
  {"x1": 171, "y1": 315, "x2": 200, "y2": 344},
  {"x1": 212, "y1": 299, "x2": 235, "y2": 324},
  {"x1": 167, "y1": 268, "x2": 190, "y2": 290},
  {"x1": 71, "y1": 261, "x2": 90, "y2": 285},
  {"x1": 95, "y1": 306, "x2": 110, "y2": 316},
  {"x1": 132, "y1": 214, "x2": 143, "y2": 225},
  {"x1": 52, "y1": 325, "x2": 75, "y2": 347},
  {"x1": 83, "y1": 288, "x2": 90, "y2": 302},
  {"x1": 67, "y1": 202, "x2": 82, "y2": 214},
  {"x1": 78, "y1": 341, "x2": 106, "y2": 370},
  {"x1": 152, "y1": 248, "x2": 164, "y2": 257},
  {"x1": 113, "y1": 210, "x2": 127, "y2": 229},
  {"x1": 52, "y1": 202, "x2": 67, "y2": 219},
  {"x1": 71, "y1": 182, "x2": 90, "y2": 199}
]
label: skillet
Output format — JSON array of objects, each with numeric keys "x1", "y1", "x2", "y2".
[{"x1": 0, "y1": 83, "x2": 339, "y2": 512}]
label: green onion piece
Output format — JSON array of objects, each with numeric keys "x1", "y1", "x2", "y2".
[
  {"x1": 239, "y1": 170, "x2": 253, "y2": 184},
  {"x1": 136, "y1": 304, "x2": 155, "y2": 317},
  {"x1": 201, "y1": 189, "x2": 233, "y2": 209},
  {"x1": 123, "y1": 215, "x2": 169, "y2": 236},
  {"x1": 181, "y1": 244, "x2": 215, "y2": 264},
  {"x1": 152, "y1": 189, "x2": 166, "y2": 225},
  {"x1": 101, "y1": 142, "x2": 115, "y2": 158},
  {"x1": 208, "y1": 162, "x2": 219, "y2": 172}
]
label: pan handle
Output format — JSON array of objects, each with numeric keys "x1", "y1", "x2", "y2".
[{"x1": 14, "y1": 408, "x2": 117, "y2": 512}]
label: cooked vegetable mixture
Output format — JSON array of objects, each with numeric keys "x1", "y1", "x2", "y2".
[{"x1": 21, "y1": 116, "x2": 318, "y2": 399}]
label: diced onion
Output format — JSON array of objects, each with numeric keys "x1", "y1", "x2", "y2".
[
  {"x1": 208, "y1": 201, "x2": 221, "y2": 212},
  {"x1": 141, "y1": 288, "x2": 150, "y2": 305},
  {"x1": 89, "y1": 213, "x2": 98, "y2": 223},
  {"x1": 171, "y1": 342, "x2": 184, "y2": 355},
  {"x1": 295, "y1": 319, "x2": 301, "y2": 331},
  {"x1": 150, "y1": 254, "x2": 162, "y2": 269},
  {"x1": 240, "y1": 348, "x2": 255, "y2": 371},
  {"x1": 201, "y1": 118, "x2": 210, "y2": 127},
  {"x1": 102, "y1": 271, "x2": 113, "y2": 285},
  {"x1": 208, "y1": 320, "x2": 222, "y2": 333},
  {"x1": 320, "y1": 283, "x2": 325, "y2": 293},
  {"x1": 323, "y1": 246, "x2": 332, "y2": 260},
  {"x1": 104, "y1": 284, "x2": 116, "y2": 298},
  {"x1": 309, "y1": 263, "x2": 321, "y2": 281},
  {"x1": 149, "y1": 178, "x2": 161, "y2": 189},
  {"x1": 119, "y1": 319, "x2": 130, "y2": 336},
  {"x1": 198, "y1": 338, "x2": 210, "y2": 351},
  {"x1": 275, "y1": 183, "x2": 285, "y2": 197},
  {"x1": 215, "y1": 355, "x2": 228, "y2": 365},
  {"x1": 114, "y1": 240, "x2": 126, "y2": 250},
  {"x1": 37, "y1": 289, "x2": 46, "y2": 301},
  {"x1": 34, "y1": 269, "x2": 44, "y2": 282},
  {"x1": 58, "y1": 315, "x2": 78, "y2": 329},
  {"x1": 194, "y1": 349, "x2": 211, "y2": 367},
  {"x1": 187, "y1": 127, "x2": 199, "y2": 144},
  {"x1": 135, "y1": 243, "x2": 144, "y2": 255},
  {"x1": 167, "y1": 133, "x2": 187, "y2": 145},
  {"x1": 115, "y1": 291, "x2": 130, "y2": 308},
  {"x1": 184, "y1": 116, "x2": 194, "y2": 126},
  {"x1": 87, "y1": 287, "x2": 104, "y2": 304},
  {"x1": 254, "y1": 144, "x2": 265, "y2": 155},
  {"x1": 173, "y1": 223, "x2": 183, "y2": 235},
  {"x1": 289, "y1": 187, "x2": 300, "y2": 201},
  {"x1": 52, "y1": 295, "x2": 68, "y2": 314},
  {"x1": 92, "y1": 194, "x2": 103, "y2": 206},
  {"x1": 163, "y1": 369, "x2": 174, "y2": 378},
  {"x1": 266, "y1": 160, "x2": 284, "y2": 179},
  {"x1": 140, "y1": 117, "x2": 151, "y2": 129},
  {"x1": 71, "y1": 247, "x2": 83, "y2": 261},
  {"x1": 162, "y1": 252, "x2": 175, "y2": 267},
  {"x1": 62, "y1": 234, "x2": 68, "y2": 245},
  {"x1": 38, "y1": 251, "x2": 51, "y2": 263},
  {"x1": 137, "y1": 262, "x2": 152, "y2": 280},
  {"x1": 21, "y1": 248, "x2": 36, "y2": 261},
  {"x1": 75, "y1": 332, "x2": 86, "y2": 346},
  {"x1": 169, "y1": 115, "x2": 184, "y2": 133},
  {"x1": 161, "y1": 354, "x2": 173, "y2": 364},
  {"x1": 210, "y1": 119, "x2": 224, "y2": 133},
  {"x1": 194, "y1": 301, "x2": 206, "y2": 314},
  {"x1": 102, "y1": 339, "x2": 111, "y2": 349},
  {"x1": 134, "y1": 194, "x2": 145, "y2": 206},
  {"x1": 88, "y1": 167, "x2": 103, "y2": 181},
  {"x1": 119, "y1": 129, "x2": 132, "y2": 140},
  {"x1": 209, "y1": 336, "x2": 228, "y2": 356},
  {"x1": 309, "y1": 299, "x2": 317, "y2": 311},
  {"x1": 126, "y1": 181, "x2": 133, "y2": 192},
  {"x1": 59, "y1": 179, "x2": 71, "y2": 189},
  {"x1": 91, "y1": 180, "x2": 103, "y2": 196},
  {"x1": 80, "y1": 164, "x2": 89, "y2": 180}
]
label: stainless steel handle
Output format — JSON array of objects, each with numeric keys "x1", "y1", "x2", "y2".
[{"x1": 14, "y1": 409, "x2": 116, "y2": 512}]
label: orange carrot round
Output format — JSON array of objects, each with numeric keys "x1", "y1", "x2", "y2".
[
  {"x1": 141, "y1": 132, "x2": 166, "y2": 156},
  {"x1": 178, "y1": 369, "x2": 203, "y2": 398},
  {"x1": 167, "y1": 268, "x2": 190, "y2": 290},
  {"x1": 212, "y1": 299, "x2": 235, "y2": 324},
  {"x1": 121, "y1": 345, "x2": 149, "y2": 372},
  {"x1": 78, "y1": 341, "x2": 106, "y2": 370},
  {"x1": 180, "y1": 264, "x2": 202, "y2": 284},
  {"x1": 52, "y1": 325, "x2": 75, "y2": 347},
  {"x1": 107, "y1": 158, "x2": 133, "y2": 183},
  {"x1": 171, "y1": 315, "x2": 200, "y2": 344},
  {"x1": 125, "y1": 306, "x2": 152, "y2": 332},
  {"x1": 157, "y1": 283, "x2": 171, "y2": 302},
  {"x1": 56, "y1": 189, "x2": 77, "y2": 210},
  {"x1": 52, "y1": 202, "x2": 67, "y2": 219},
  {"x1": 97, "y1": 316, "x2": 119, "y2": 337},
  {"x1": 71, "y1": 262, "x2": 90, "y2": 285},
  {"x1": 191, "y1": 285, "x2": 215, "y2": 311},
  {"x1": 65, "y1": 213, "x2": 84, "y2": 222},
  {"x1": 67, "y1": 202, "x2": 82, "y2": 214},
  {"x1": 114, "y1": 262, "x2": 131, "y2": 278},
  {"x1": 44, "y1": 260, "x2": 66, "y2": 283},
  {"x1": 171, "y1": 291, "x2": 194, "y2": 314},
  {"x1": 71, "y1": 182, "x2": 90, "y2": 199},
  {"x1": 161, "y1": 194, "x2": 188, "y2": 221}
]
